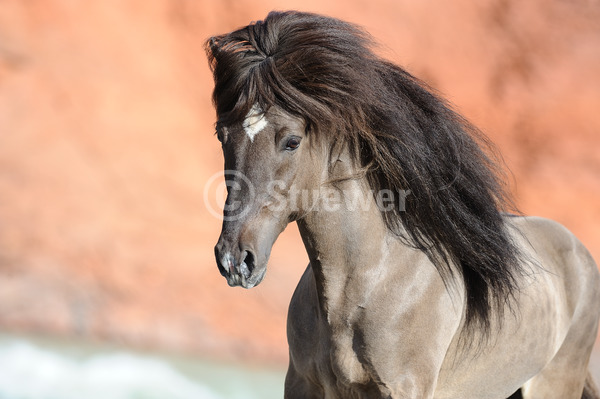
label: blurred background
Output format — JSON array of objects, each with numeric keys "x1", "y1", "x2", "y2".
[{"x1": 0, "y1": 0, "x2": 598, "y2": 397}]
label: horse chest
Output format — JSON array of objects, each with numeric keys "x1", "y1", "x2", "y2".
[
  {"x1": 287, "y1": 269, "x2": 377, "y2": 394},
  {"x1": 287, "y1": 260, "x2": 466, "y2": 397},
  {"x1": 289, "y1": 317, "x2": 381, "y2": 398}
]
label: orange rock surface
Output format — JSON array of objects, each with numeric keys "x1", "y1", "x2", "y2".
[{"x1": 0, "y1": 1, "x2": 598, "y2": 365}]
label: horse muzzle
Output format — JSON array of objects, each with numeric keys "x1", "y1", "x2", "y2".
[{"x1": 214, "y1": 245, "x2": 266, "y2": 289}]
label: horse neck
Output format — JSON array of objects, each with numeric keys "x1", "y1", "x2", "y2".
[{"x1": 295, "y1": 175, "x2": 392, "y2": 319}]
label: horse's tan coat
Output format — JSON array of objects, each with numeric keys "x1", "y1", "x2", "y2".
[
  {"x1": 287, "y1": 168, "x2": 600, "y2": 399},
  {"x1": 214, "y1": 107, "x2": 600, "y2": 399}
]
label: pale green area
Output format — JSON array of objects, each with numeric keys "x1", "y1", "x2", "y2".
[{"x1": 0, "y1": 333, "x2": 285, "y2": 399}]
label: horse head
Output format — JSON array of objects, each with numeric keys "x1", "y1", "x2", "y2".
[{"x1": 212, "y1": 105, "x2": 324, "y2": 288}]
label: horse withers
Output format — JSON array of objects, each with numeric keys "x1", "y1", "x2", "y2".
[{"x1": 206, "y1": 11, "x2": 600, "y2": 399}]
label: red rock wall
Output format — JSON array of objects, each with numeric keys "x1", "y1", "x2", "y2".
[{"x1": 0, "y1": 0, "x2": 598, "y2": 365}]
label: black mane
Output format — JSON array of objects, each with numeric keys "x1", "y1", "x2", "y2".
[{"x1": 206, "y1": 11, "x2": 523, "y2": 334}]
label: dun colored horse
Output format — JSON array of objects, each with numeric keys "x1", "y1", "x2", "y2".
[{"x1": 206, "y1": 11, "x2": 600, "y2": 399}]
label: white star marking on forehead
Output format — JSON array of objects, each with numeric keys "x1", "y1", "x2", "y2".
[{"x1": 242, "y1": 104, "x2": 268, "y2": 142}]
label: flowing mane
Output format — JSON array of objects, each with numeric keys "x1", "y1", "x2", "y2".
[{"x1": 205, "y1": 11, "x2": 523, "y2": 333}]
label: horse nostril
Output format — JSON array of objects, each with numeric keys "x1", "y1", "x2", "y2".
[
  {"x1": 240, "y1": 250, "x2": 255, "y2": 278},
  {"x1": 245, "y1": 251, "x2": 256, "y2": 273}
]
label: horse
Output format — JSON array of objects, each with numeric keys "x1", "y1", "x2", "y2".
[{"x1": 205, "y1": 11, "x2": 600, "y2": 399}]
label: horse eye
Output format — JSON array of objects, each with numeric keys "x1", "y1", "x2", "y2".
[{"x1": 285, "y1": 137, "x2": 301, "y2": 151}]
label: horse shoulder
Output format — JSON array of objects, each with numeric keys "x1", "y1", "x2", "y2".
[{"x1": 347, "y1": 245, "x2": 465, "y2": 397}]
